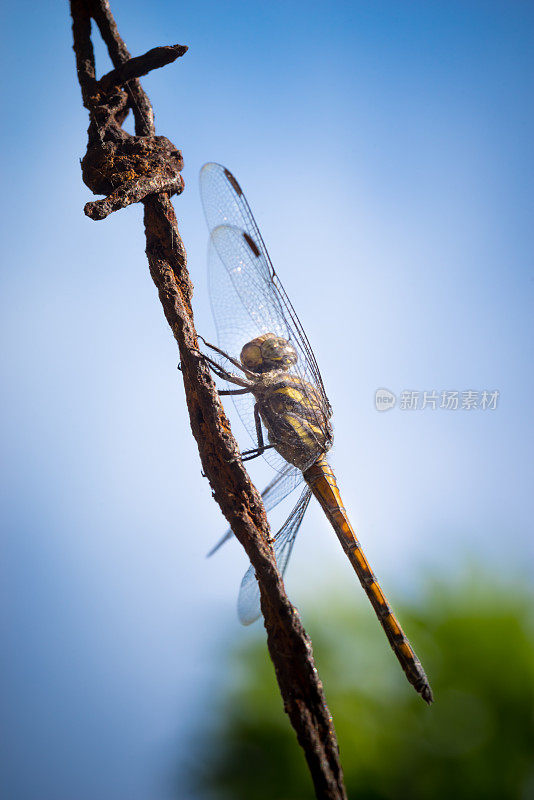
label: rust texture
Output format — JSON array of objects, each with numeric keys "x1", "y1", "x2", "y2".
[{"x1": 69, "y1": 2, "x2": 347, "y2": 798}]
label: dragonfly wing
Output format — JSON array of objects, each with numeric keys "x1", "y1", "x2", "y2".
[
  {"x1": 200, "y1": 163, "x2": 333, "y2": 471},
  {"x1": 200, "y1": 162, "x2": 273, "y2": 279},
  {"x1": 200, "y1": 163, "x2": 329, "y2": 398},
  {"x1": 207, "y1": 467, "x2": 303, "y2": 557},
  {"x1": 262, "y1": 469, "x2": 304, "y2": 515},
  {"x1": 237, "y1": 486, "x2": 312, "y2": 625},
  {"x1": 207, "y1": 225, "x2": 329, "y2": 473},
  {"x1": 207, "y1": 230, "x2": 300, "y2": 474}
]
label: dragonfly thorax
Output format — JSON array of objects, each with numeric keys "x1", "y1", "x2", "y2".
[{"x1": 240, "y1": 333, "x2": 298, "y2": 374}]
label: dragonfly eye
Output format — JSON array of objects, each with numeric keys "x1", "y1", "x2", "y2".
[
  {"x1": 240, "y1": 340, "x2": 263, "y2": 372},
  {"x1": 240, "y1": 334, "x2": 298, "y2": 373}
]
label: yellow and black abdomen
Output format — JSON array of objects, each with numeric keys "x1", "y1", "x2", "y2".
[
  {"x1": 257, "y1": 375, "x2": 333, "y2": 471},
  {"x1": 304, "y1": 456, "x2": 433, "y2": 703}
]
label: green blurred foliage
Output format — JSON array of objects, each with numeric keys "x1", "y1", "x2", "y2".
[{"x1": 190, "y1": 571, "x2": 534, "y2": 799}]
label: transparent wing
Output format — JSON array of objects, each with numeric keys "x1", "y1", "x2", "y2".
[
  {"x1": 237, "y1": 486, "x2": 312, "y2": 626},
  {"x1": 206, "y1": 231, "x2": 297, "y2": 474},
  {"x1": 208, "y1": 231, "x2": 310, "y2": 474},
  {"x1": 200, "y1": 163, "x2": 332, "y2": 474},
  {"x1": 200, "y1": 162, "x2": 329, "y2": 400},
  {"x1": 206, "y1": 466, "x2": 303, "y2": 557}
]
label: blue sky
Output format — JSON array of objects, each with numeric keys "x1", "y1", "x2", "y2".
[{"x1": 1, "y1": 1, "x2": 533, "y2": 798}]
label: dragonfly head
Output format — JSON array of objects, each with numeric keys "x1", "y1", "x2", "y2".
[{"x1": 240, "y1": 333, "x2": 298, "y2": 373}]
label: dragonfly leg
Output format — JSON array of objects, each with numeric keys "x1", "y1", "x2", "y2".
[
  {"x1": 219, "y1": 387, "x2": 252, "y2": 396},
  {"x1": 199, "y1": 351, "x2": 252, "y2": 389},
  {"x1": 240, "y1": 444, "x2": 276, "y2": 462},
  {"x1": 237, "y1": 403, "x2": 276, "y2": 461},
  {"x1": 225, "y1": 405, "x2": 276, "y2": 463},
  {"x1": 178, "y1": 352, "x2": 247, "y2": 391},
  {"x1": 254, "y1": 401, "x2": 263, "y2": 446},
  {"x1": 225, "y1": 444, "x2": 275, "y2": 464},
  {"x1": 199, "y1": 336, "x2": 257, "y2": 379}
]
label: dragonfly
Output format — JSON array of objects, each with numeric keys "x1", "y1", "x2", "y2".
[{"x1": 199, "y1": 162, "x2": 433, "y2": 704}]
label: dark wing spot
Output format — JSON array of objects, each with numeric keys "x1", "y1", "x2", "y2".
[
  {"x1": 224, "y1": 168, "x2": 243, "y2": 196},
  {"x1": 243, "y1": 232, "x2": 260, "y2": 257}
]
